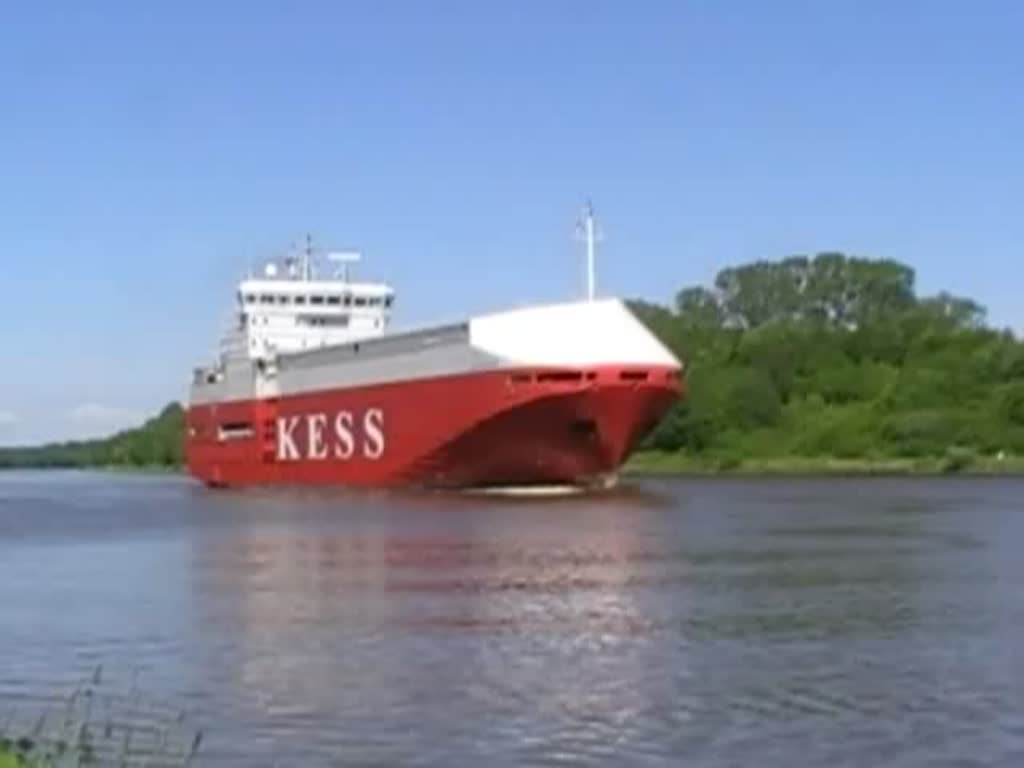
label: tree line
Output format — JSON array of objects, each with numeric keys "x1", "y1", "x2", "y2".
[
  {"x1": 0, "y1": 403, "x2": 184, "y2": 469},
  {"x1": 634, "y1": 253, "x2": 1024, "y2": 466}
]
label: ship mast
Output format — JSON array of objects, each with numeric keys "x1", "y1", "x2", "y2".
[
  {"x1": 302, "y1": 233, "x2": 314, "y2": 281},
  {"x1": 576, "y1": 201, "x2": 600, "y2": 301}
]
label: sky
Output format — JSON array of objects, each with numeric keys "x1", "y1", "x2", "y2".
[{"x1": 1, "y1": 0, "x2": 1022, "y2": 445}]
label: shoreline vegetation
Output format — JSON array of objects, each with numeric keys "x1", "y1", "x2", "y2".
[
  {"x1": 630, "y1": 253, "x2": 1024, "y2": 476},
  {"x1": 0, "y1": 667, "x2": 201, "y2": 767},
  {"x1": 3, "y1": 253, "x2": 1024, "y2": 478},
  {"x1": 0, "y1": 404, "x2": 184, "y2": 471}
]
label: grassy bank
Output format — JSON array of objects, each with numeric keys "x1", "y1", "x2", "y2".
[
  {"x1": 97, "y1": 463, "x2": 183, "y2": 474},
  {"x1": 625, "y1": 450, "x2": 1024, "y2": 476}
]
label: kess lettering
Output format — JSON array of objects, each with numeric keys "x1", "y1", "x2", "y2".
[{"x1": 276, "y1": 409, "x2": 385, "y2": 461}]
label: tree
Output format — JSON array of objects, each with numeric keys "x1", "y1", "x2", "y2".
[{"x1": 674, "y1": 286, "x2": 726, "y2": 328}]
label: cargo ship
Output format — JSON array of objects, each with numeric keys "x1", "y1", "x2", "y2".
[{"x1": 185, "y1": 206, "x2": 684, "y2": 489}]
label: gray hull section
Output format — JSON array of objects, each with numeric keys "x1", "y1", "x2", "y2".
[{"x1": 190, "y1": 322, "x2": 505, "y2": 407}]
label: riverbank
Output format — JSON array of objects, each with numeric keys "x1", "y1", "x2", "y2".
[
  {"x1": 0, "y1": 464, "x2": 181, "y2": 475},
  {"x1": 6, "y1": 453, "x2": 1024, "y2": 479},
  {"x1": 624, "y1": 451, "x2": 1024, "y2": 476},
  {"x1": 116, "y1": 457, "x2": 1024, "y2": 479}
]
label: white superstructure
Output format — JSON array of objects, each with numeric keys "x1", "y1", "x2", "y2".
[{"x1": 226, "y1": 236, "x2": 395, "y2": 361}]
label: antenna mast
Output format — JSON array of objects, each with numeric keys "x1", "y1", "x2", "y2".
[
  {"x1": 575, "y1": 201, "x2": 601, "y2": 301},
  {"x1": 302, "y1": 233, "x2": 314, "y2": 281}
]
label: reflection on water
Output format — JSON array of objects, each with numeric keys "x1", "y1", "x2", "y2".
[
  {"x1": 0, "y1": 473, "x2": 1022, "y2": 766},
  {"x1": 189, "y1": 487, "x2": 680, "y2": 765}
]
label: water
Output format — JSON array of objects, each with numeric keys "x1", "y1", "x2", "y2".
[{"x1": 1, "y1": 471, "x2": 1022, "y2": 766}]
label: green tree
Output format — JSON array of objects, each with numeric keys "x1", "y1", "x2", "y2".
[{"x1": 625, "y1": 252, "x2": 1024, "y2": 466}]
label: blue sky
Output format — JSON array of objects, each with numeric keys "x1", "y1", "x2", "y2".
[{"x1": 1, "y1": 1, "x2": 1022, "y2": 444}]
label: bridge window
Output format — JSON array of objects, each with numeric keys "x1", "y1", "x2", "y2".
[
  {"x1": 327, "y1": 295, "x2": 341, "y2": 306},
  {"x1": 354, "y1": 296, "x2": 367, "y2": 307},
  {"x1": 385, "y1": 296, "x2": 394, "y2": 308},
  {"x1": 295, "y1": 296, "x2": 307, "y2": 305},
  {"x1": 277, "y1": 295, "x2": 290, "y2": 305},
  {"x1": 311, "y1": 296, "x2": 325, "y2": 305},
  {"x1": 244, "y1": 294, "x2": 256, "y2": 303},
  {"x1": 259, "y1": 295, "x2": 273, "y2": 304},
  {"x1": 300, "y1": 315, "x2": 349, "y2": 328}
]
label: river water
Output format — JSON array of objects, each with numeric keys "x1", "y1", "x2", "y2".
[{"x1": 0, "y1": 472, "x2": 1021, "y2": 766}]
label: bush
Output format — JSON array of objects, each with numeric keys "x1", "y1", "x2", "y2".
[
  {"x1": 714, "y1": 452, "x2": 743, "y2": 471},
  {"x1": 941, "y1": 446, "x2": 977, "y2": 474},
  {"x1": 880, "y1": 410, "x2": 960, "y2": 456},
  {"x1": 792, "y1": 406, "x2": 876, "y2": 458},
  {"x1": 998, "y1": 383, "x2": 1024, "y2": 426},
  {"x1": 725, "y1": 369, "x2": 782, "y2": 429}
]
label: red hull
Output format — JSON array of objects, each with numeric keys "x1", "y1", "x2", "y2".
[{"x1": 186, "y1": 365, "x2": 682, "y2": 489}]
